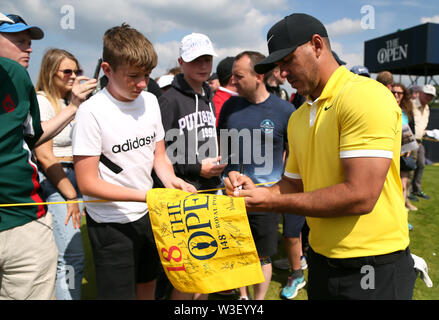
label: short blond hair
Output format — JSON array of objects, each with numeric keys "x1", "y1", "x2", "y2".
[{"x1": 103, "y1": 23, "x2": 157, "y2": 72}]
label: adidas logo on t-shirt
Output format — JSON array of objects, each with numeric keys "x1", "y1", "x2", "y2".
[{"x1": 112, "y1": 133, "x2": 157, "y2": 153}]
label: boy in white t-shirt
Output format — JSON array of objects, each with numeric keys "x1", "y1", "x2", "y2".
[{"x1": 72, "y1": 24, "x2": 196, "y2": 300}]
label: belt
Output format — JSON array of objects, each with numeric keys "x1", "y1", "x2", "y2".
[
  {"x1": 310, "y1": 247, "x2": 409, "y2": 269},
  {"x1": 60, "y1": 162, "x2": 74, "y2": 169}
]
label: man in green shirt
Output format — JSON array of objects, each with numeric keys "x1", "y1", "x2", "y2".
[{"x1": 0, "y1": 13, "x2": 94, "y2": 300}]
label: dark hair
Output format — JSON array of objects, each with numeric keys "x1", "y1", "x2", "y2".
[
  {"x1": 216, "y1": 56, "x2": 235, "y2": 86},
  {"x1": 393, "y1": 82, "x2": 414, "y2": 121},
  {"x1": 167, "y1": 66, "x2": 182, "y2": 75},
  {"x1": 376, "y1": 71, "x2": 393, "y2": 86}
]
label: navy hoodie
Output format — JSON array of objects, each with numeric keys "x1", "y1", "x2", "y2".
[{"x1": 157, "y1": 73, "x2": 221, "y2": 192}]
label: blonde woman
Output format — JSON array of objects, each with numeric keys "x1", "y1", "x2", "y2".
[{"x1": 34, "y1": 48, "x2": 96, "y2": 299}]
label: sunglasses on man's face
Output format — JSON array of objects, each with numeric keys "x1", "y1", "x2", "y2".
[
  {"x1": 0, "y1": 14, "x2": 27, "y2": 26},
  {"x1": 59, "y1": 69, "x2": 84, "y2": 76}
]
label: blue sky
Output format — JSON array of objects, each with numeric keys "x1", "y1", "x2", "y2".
[{"x1": 3, "y1": 0, "x2": 439, "y2": 87}]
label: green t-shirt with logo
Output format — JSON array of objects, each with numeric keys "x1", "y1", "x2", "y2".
[{"x1": 0, "y1": 57, "x2": 45, "y2": 231}]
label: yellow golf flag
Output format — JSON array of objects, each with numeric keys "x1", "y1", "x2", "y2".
[{"x1": 147, "y1": 188, "x2": 264, "y2": 294}]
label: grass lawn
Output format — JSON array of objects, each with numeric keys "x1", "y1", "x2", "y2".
[
  {"x1": 80, "y1": 165, "x2": 439, "y2": 300},
  {"x1": 406, "y1": 164, "x2": 439, "y2": 300}
]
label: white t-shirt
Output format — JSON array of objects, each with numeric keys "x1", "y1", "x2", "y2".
[
  {"x1": 37, "y1": 93, "x2": 73, "y2": 157},
  {"x1": 72, "y1": 88, "x2": 165, "y2": 223}
]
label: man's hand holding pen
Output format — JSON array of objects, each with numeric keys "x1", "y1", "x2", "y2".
[{"x1": 224, "y1": 164, "x2": 278, "y2": 212}]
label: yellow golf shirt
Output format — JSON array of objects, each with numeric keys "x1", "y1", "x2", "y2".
[{"x1": 285, "y1": 66, "x2": 409, "y2": 259}]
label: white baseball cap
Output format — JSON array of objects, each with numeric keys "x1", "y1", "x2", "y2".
[
  {"x1": 157, "y1": 74, "x2": 174, "y2": 88},
  {"x1": 179, "y1": 33, "x2": 217, "y2": 62},
  {"x1": 422, "y1": 84, "x2": 436, "y2": 97}
]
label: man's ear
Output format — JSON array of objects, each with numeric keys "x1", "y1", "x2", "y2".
[
  {"x1": 310, "y1": 34, "x2": 325, "y2": 58},
  {"x1": 101, "y1": 61, "x2": 112, "y2": 77},
  {"x1": 256, "y1": 72, "x2": 265, "y2": 84}
]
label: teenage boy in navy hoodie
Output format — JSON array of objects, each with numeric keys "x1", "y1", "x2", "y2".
[{"x1": 158, "y1": 33, "x2": 226, "y2": 300}]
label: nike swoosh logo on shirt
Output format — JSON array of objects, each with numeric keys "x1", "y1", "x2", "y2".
[{"x1": 324, "y1": 105, "x2": 333, "y2": 111}]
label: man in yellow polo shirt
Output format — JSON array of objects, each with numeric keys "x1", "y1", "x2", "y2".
[{"x1": 224, "y1": 13, "x2": 416, "y2": 300}]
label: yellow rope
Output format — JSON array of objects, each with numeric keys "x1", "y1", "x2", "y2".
[
  {"x1": 0, "y1": 181, "x2": 278, "y2": 208},
  {"x1": 0, "y1": 199, "x2": 109, "y2": 207}
]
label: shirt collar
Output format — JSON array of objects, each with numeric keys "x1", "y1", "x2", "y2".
[
  {"x1": 305, "y1": 66, "x2": 350, "y2": 104},
  {"x1": 306, "y1": 97, "x2": 320, "y2": 106}
]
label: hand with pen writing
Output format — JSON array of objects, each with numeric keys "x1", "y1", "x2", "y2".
[{"x1": 223, "y1": 171, "x2": 274, "y2": 212}]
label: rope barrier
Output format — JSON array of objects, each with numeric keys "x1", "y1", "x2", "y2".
[{"x1": 0, "y1": 181, "x2": 278, "y2": 208}]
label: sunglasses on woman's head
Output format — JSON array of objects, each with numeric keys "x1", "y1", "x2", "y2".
[{"x1": 59, "y1": 69, "x2": 84, "y2": 76}]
